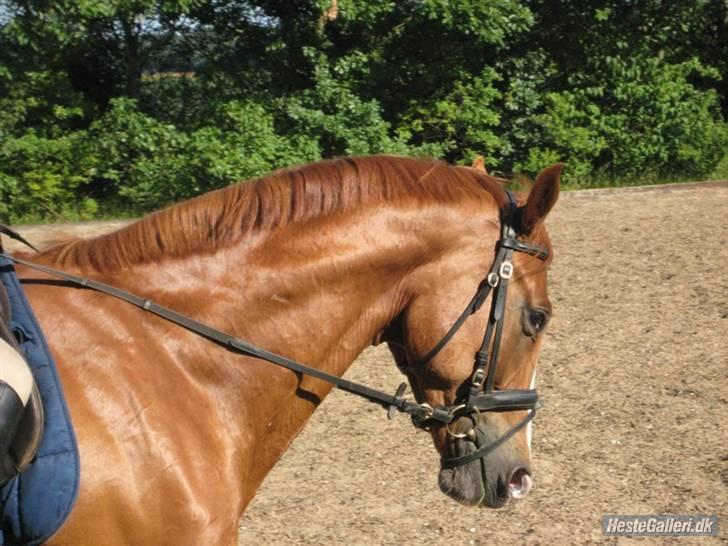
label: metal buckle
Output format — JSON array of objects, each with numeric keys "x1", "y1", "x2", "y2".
[
  {"x1": 499, "y1": 261, "x2": 513, "y2": 279},
  {"x1": 418, "y1": 403, "x2": 434, "y2": 419},
  {"x1": 410, "y1": 403, "x2": 435, "y2": 430},
  {"x1": 471, "y1": 369, "x2": 486, "y2": 387},
  {"x1": 487, "y1": 272, "x2": 499, "y2": 287}
]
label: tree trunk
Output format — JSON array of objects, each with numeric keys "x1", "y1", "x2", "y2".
[{"x1": 121, "y1": 15, "x2": 142, "y2": 100}]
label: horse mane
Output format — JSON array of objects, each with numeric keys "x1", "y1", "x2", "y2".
[{"x1": 39, "y1": 155, "x2": 511, "y2": 272}]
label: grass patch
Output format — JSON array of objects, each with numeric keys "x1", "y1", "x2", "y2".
[{"x1": 562, "y1": 155, "x2": 728, "y2": 190}]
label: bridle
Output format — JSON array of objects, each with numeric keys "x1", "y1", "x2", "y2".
[
  {"x1": 0, "y1": 191, "x2": 548, "y2": 470},
  {"x1": 410, "y1": 190, "x2": 548, "y2": 468}
]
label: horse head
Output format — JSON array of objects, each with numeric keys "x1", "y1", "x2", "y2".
[{"x1": 382, "y1": 164, "x2": 562, "y2": 508}]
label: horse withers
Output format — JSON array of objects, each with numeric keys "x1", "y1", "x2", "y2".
[{"x1": 11, "y1": 156, "x2": 560, "y2": 544}]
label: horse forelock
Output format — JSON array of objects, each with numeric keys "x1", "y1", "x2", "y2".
[{"x1": 37, "y1": 155, "x2": 511, "y2": 272}]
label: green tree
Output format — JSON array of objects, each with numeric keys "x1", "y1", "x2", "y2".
[
  {"x1": 1, "y1": 0, "x2": 726, "y2": 222},
  {"x1": 4, "y1": 0, "x2": 203, "y2": 103}
]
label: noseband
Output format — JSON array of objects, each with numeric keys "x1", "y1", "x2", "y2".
[{"x1": 0, "y1": 190, "x2": 547, "y2": 471}]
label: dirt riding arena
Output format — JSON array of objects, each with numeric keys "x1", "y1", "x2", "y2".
[{"x1": 6, "y1": 182, "x2": 727, "y2": 545}]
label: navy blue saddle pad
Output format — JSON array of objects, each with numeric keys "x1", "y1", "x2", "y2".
[{"x1": 0, "y1": 256, "x2": 80, "y2": 545}]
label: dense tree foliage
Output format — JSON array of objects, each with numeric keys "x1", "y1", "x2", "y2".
[{"x1": 0, "y1": 0, "x2": 726, "y2": 221}]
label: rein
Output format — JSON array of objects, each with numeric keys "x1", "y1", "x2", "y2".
[
  {"x1": 0, "y1": 249, "x2": 439, "y2": 426},
  {"x1": 0, "y1": 191, "x2": 547, "y2": 469}
]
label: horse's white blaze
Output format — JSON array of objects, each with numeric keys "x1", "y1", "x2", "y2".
[{"x1": 527, "y1": 371, "x2": 536, "y2": 454}]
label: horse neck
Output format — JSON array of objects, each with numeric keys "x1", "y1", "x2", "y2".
[
  {"x1": 112, "y1": 206, "x2": 440, "y2": 376},
  {"x1": 91, "y1": 203, "x2": 459, "y2": 499}
]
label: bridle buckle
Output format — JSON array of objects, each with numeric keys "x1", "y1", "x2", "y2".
[
  {"x1": 487, "y1": 272, "x2": 499, "y2": 287},
  {"x1": 499, "y1": 261, "x2": 513, "y2": 279},
  {"x1": 471, "y1": 369, "x2": 486, "y2": 387}
]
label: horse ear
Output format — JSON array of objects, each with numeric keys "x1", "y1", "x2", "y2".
[
  {"x1": 520, "y1": 163, "x2": 563, "y2": 233},
  {"x1": 471, "y1": 156, "x2": 488, "y2": 174}
]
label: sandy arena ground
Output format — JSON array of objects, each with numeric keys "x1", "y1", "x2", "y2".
[{"x1": 5, "y1": 181, "x2": 727, "y2": 545}]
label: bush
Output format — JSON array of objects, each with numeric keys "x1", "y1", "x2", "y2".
[
  {"x1": 504, "y1": 57, "x2": 728, "y2": 185},
  {"x1": 597, "y1": 58, "x2": 727, "y2": 180},
  {"x1": 0, "y1": 98, "x2": 322, "y2": 221},
  {"x1": 86, "y1": 98, "x2": 321, "y2": 210},
  {"x1": 400, "y1": 67, "x2": 502, "y2": 162},
  {"x1": 280, "y1": 51, "x2": 435, "y2": 158},
  {"x1": 0, "y1": 131, "x2": 98, "y2": 223}
]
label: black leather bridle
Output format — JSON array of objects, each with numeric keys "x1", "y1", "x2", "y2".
[
  {"x1": 413, "y1": 190, "x2": 548, "y2": 468},
  {"x1": 0, "y1": 191, "x2": 547, "y2": 470}
]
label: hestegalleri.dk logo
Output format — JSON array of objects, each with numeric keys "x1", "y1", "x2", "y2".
[{"x1": 602, "y1": 515, "x2": 718, "y2": 536}]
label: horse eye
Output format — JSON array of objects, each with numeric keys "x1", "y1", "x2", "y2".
[{"x1": 527, "y1": 310, "x2": 548, "y2": 333}]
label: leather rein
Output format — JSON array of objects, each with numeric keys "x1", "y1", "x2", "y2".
[{"x1": 0, "y1": 192, "x2": 547, "y2": 469}]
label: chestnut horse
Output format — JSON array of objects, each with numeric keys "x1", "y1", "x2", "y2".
[{"x1": 15, "y1": 155, "x2": 560, "y2": 544}]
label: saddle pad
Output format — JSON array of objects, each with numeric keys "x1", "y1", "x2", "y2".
[{"x1": 0, "y1": 257, "x2": 80, "y2": 545}]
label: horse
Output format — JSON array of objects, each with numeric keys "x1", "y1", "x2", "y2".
[{"x1": 12, "y1": 155, "x2": 561, "y2": 544}]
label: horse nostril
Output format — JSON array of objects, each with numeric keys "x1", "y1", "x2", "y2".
[{"x1": 508, "y1": 467, "x2": 533, "y2": 499}]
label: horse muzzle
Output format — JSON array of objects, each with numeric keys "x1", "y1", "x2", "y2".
[{"x1": 437, "y1": 417, "x2": 533, "y2": 508}]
